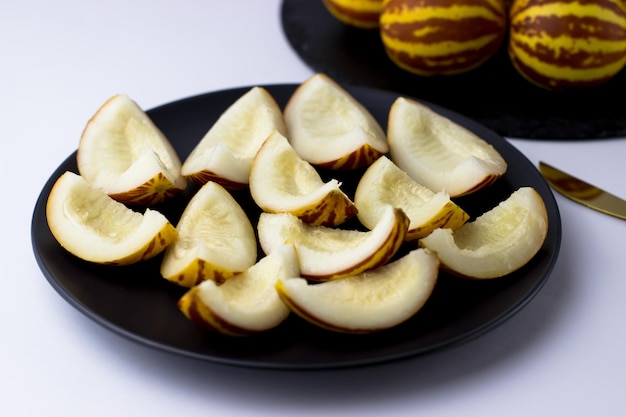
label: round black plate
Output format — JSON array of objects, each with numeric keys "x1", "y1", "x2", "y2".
[
  {"x1": 281, "y1": 0, "x2": 626, "y2": 140},
  {"x1": 32, "y1": 83, "x2": 561, "y2": 370}
]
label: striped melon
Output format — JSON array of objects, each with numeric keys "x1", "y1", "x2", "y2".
[
  {"x1": 379, "y1": 0, "x2": 508, "y2": 76},
  {"x1": 323, "y1": 0, "x2": 384, "y2": 29},
  {"x1": 508, "y1": 0, "x2": 626, "y2": 90}
]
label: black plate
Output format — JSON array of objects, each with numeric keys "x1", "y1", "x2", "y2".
[
  {"x1": 31, "y1": 84, "x2": 561, "y2": 370},
  {"x1": 281, "y1": 0, "x2": 626, "y2": 140}
]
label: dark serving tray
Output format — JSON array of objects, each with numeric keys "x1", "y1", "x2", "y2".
[{"x1": 281, "y1": 0, "x2": 626, "y2": 140}]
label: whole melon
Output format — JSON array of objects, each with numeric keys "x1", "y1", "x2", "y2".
[
  {"x1": 379, "y1": 0, "x2": 508, "y2": 76},
  {"x1": 322, "y1": 0, "x2": 384, "y2": 29},
  {"x1": 508, "y1": 0, "x2": 626, "y2": 90}
]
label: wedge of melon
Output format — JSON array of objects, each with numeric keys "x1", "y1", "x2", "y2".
[
  {"x1": 160, "y1": 181, "x2": 257, "y2": 287},
  {"x1": 249, "y1": 130, "x2": 357, "y2": 227},
  {"x1": 181, "y1": 87, "x2": 286, "y2": 189},
  {"x1": 178, "y1": 244, "x2": 299, "y2": 336},
  {"x1": 388, "y1": 97, "x2": 507, "y2": 197},
  {"x1": 419, "y1": 187, "x2": 548, "y2": 279},
  {"x1": 77, "y1": 94, "x2": 186, "y2": 205},
  {"x1": 276, "y1": 248, "x2": 439, "y2": 333},
  {"x1": 283, "y1": 73, "x2": 388, "y2": 170},
  {"x1": 355, "y1": 155, "x2": 469, "y2": 240},
  {"x1": 46, "y1": 171, "x2": 177, "y2": 266},
  {"x1": 257, "y1": 205, "x2": 408, "y2": 281}
]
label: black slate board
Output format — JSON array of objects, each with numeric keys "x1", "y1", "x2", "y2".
[{"x1": 281, "y1": 0, "x2": 626, "y2": 140}]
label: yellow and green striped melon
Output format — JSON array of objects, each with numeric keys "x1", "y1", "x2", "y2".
[
  {"x1": 508, "y1": 0, "x2": 626, "y2": 90},
  {"x1": 322, "y1": 0, "x2": 384, "y2": 29},
  {"x1": 379, "y1": 0, "x2": 508, "y2": 76}
]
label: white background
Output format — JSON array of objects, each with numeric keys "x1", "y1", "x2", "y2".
[{"x1": 2, "y1": 1, "x2": 626, "y2": 416}]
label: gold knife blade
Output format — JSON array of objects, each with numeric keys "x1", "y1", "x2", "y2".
[{"x1": 539, "y1": 161, "x2": 626, "y2": 220}]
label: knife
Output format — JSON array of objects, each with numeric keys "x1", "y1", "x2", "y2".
[{"x1": 539, "y1": 161, "x2": 626, "y2": 220}]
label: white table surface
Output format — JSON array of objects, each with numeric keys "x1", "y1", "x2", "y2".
[{"x1": 3, "y1": 1, "x2": 626, "y2": 416}]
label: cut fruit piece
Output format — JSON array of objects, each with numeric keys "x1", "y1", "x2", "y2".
[
  {"x1": 46, "y1": 171, "x2": 177, "y2": 266},
  {"x1": 283, "y1": 73, "x2": 388, "y2": 170},
  {"x1": 249, "y1": 130, "x2": 357, "y2": 227},
  {"x1": 387, "y1": 97, "x2": 507, "y2": 197},
  {"x1": 77, "y1": 94, "x2": 186, "y2": 205},
  {"x1": 419, "y1": 187, "x2": 549, "y2": 279},
  {"x1": 355, "y1": 155, "x2": 469, "y2": 241},
  {"x1": 257, "y1": 205, "x2": 409, "y2": 281},
  {"x1": 181, "y1": 87, "x2": 287, "y2": 189},
  {"x1": 178, "y1": 244, "x2": 299, "y2": 336},
  {"x1": 160, "y1": 181, "x2": 257, "y2": 287},
  {"x1": 275, "y1": 248, "x2": 439, "y2": 334}
]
